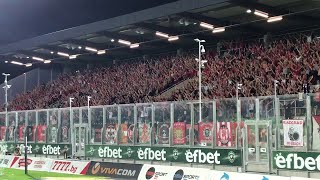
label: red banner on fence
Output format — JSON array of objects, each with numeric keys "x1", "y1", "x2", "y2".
[
  {"x1": 139, "y1": 123, "x2": 150, "y2": 143},
  {"x1": 216, "y1": 122, "x2": 236, "y2": 147},
  {"x1": 173, "y1": 122, "x2": 186, "y2": 145},
  {"x1": 0, "y1": 126, "x2": 6, "y2": 140}
]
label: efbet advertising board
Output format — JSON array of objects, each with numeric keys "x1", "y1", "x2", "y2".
[
  {"x1": 86, "y1": 161, "x2": 142, "y2": 179},
  {"x1": 4, "y1": 143, "x2": 71, "y2": 156},
  {"x1": 85, "y1": 145, "x2": 241, "y2": 166},
  {"x1": 273, "y1": 151, "x2": 320, "y2": 171}
]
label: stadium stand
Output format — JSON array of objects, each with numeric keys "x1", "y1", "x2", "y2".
[{"x1": 4, "y1": 32, "x2": 320, "y2": 111}]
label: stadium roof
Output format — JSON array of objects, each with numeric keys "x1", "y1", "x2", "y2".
[{"x1": 0, "y1": 0, "x2": 319, "y2": 73}]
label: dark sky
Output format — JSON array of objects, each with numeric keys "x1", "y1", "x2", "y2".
[
  {"x1": 0, "y1": 0, "x2": 179, "y2": 82},
  {"x1": 0, "y1": 0, "x2": 178, "y2": 45}
]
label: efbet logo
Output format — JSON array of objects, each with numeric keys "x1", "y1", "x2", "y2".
[
  {"x1": 228, "y1": 151, "x2": 235, "y2": 163},
  {"x1": 87, "y1": 146, "x2": 96, "y2": 156},
  {"x1": 185, "y1": 149, "x2": 221, "y2": 164},
  {"x1": 274, "y1": 152, "x2": 320, "y2": 171}
]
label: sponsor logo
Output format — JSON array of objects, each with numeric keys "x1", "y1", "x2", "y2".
[
  {"x1": 145, "y1": 167, "x2": 167, "y2": 179},
  {"x1": 98, "y1": 146, "x2": 123, "y2": 158},
  {"x1": 137, "y1": 148, "x2": 166, "y2": 161},
  {"x1": 18, "y1": 158, "x2": 32, "y2": 167},
  {"x1": 5, "y1": 143, "x2": 70, "y2": 155},
  {"x1": 220, "y1": 172, "x2": 229, "y2": 180},
  {"x1": 173, "y1": 169, "x2": 200, "y2": 180},
  {"x1": 228, "y1": 151, "x2": 235, "y2": 163},
  {"x1": 185, "y1": 149, "x2": 221, "y2": 164},
  {"x1": 90, "y1": 162, "x2": 138, "y2": 177},
  {"x1": 274, "y1": 152, "x2": 320, "y2": 171}
]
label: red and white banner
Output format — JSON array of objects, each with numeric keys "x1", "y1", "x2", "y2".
[
  {"x1": 283, "y1": 119, "x2": 304, "y2": 147},
  {"x1": 0, "y1": 126, "x2": 6, "y2": 140},
  {"x1": 216, "y1": 122, "x2": 236, "y2": 147},
  {"x1": 10, "y1": 156, "x2": 53, "y2": 171},
  {"x1": 50, "y1": 160, "x2": 90, "y2": 175},
  {"x1": 173, "y1": 122, "x2": 186, "y2": 145}
]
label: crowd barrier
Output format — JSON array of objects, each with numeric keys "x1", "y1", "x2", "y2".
[{"x1": 1, "y1": 155, "x2": 320, "y2": 179}]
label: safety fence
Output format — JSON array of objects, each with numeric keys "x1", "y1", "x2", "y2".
[
  {"x1": 0, "y1": 155, "x2": 319, "y2": 180},
  {"x1": 1, "y1": 93, "x2": 320, "y2": 176}
]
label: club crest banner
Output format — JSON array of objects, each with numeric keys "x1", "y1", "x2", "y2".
[
  {"x1": 106, "y1": 124, "x2": 117, "y2": 144},
  {"x1": 199, "y1": 122, "x2": 213, "y2": 145},
  {"x1": 157, "y1": 123, "x2": 169, "y2": 144},
  {"x1": 173, "y1": 122, "x2": 186, "y2": 145},
  {"x1": 312, "y1": 115, "x2": 320, "y2": 150},
  {"x1": 283, "y1": 119, "x2": 304, "y2": 147},
  {"x1": 139, "y1": 123, "x2": 150, "y2": 144}
]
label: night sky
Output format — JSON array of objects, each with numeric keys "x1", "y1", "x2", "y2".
[{"x1": 0, "y1": 0, "x2": 178, "y2": 45}]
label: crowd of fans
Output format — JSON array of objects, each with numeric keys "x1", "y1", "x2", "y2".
[{"x1": 5, "y1": 32, "x2": 320, "y2": 111}]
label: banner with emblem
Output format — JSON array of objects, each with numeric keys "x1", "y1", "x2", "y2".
[
  {"x1": 199, "y1": 122, "x2": 213, "y2": 146},
  {"x1": 283, "y1": 119, "x2": 304, "y2": 147},
  {"x1": 105, "y1": 124, "x2": 117, "y2": 144},
  {"x1": 18, "y1": 125, "x2": 25, "y2": 142},
  {"x1": 173, "y1": 122, "x2": 186, "y2": 145},
  {"x1": 216, "y1": 122, "x2": 235, "y2": 147},
  {"x1": 157, "y1": 123, "x2": 170, "y2": 144},
  {"x1": 138, "y1": 123, "x2": 150, "y2": 144},
  {"x1": 37, "y1": 125, "x2": 46, "y2": 143}
]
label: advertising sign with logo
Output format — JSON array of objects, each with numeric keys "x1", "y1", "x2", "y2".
[
  {"x1": 138, "y1": 164, "x2": 176, "y2": 180},
  {"x1": 85, "y1": 145, "x2": 241, "y2": 166},
  {"x1": 0, "y1": 155, "x2": 14, "y2": 168},
  {"x1": 172, "y1": 167, "x2": 211, "y2": 180},
  {"x1": 209, "y1": 170, "x2": 290, "y2": 180},
  {"x1": 50, "y1": 160, "x2": 90, "y2": 175},
  {"x1": 216, "y1": 122, "x2": 235, "y2": 147},
  {"x1": 5, "y1": 143, "x2": 71, "y2": 155},
  {"x1": 10, "y1": 156, "x2": 53, "y2": 171},
  {"x1": 273, "y1": 151, "x2": 320, "y2": 171},
  {"x1": 139, "y1": 123, "x2": 150, "y2": 144},
  {"x1": 86, "y1": 161, "x2": 142, "y2": 179},
  {"x1": 173, "y1": 122, "x2": 186, "y2": 145},
  {"x1": 282, "y1": 119, "x2": 304, "y2": 147},
  {"x1": 199, "y1": 122, "x2": 213, "y2": 145},
  {"x1": 157, "y1": 123, "x2": 169, "y2": 144}
]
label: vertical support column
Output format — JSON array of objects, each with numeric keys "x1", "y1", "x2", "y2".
[
  {"x1": 212, "y1": 100, "x2": 216, "y2": 148},
  {"x1": 275, "y1": 98, "x2": 280, "y2": 150},
  {"x1": 151, "y1": 104, "x2": 155, "y2": 146},
  {"x1": 57, "y1": 109, "x2": 61, "y2": 143},
  {"x1": 102, "y1": 107, "x2": 106, "y2": 144},
  {"x1": 117, "y1": 105, "x2": 121, "y2": 146},
  {"x1": 24, "y1": 73, "x2": 26, "y2": 93},
  {"x1": 88, "y1": 107, "x2": 92, "y2": 144},
  {"x1": 79, "y1": 108, "x2": 83, "y2": 124},
  {"x1": 70, "y1": 107, "x2": 75, "y2": 157},
  {"x1": 37, "y1": 68, "x2": 40, "y2": 87},
  {"x1": 306, "y1": 95, "x2": 311, "y2": 151},
  {"x1": 169, "y1": 102, "x2": 174, "y2": 146},
  {"x1": 236, "y1": 98, "x2": 241, "y2": 149},
  {"x1": 133, "y1": 105, "x2": 138, "y2": 145},
  {"x1": 190, "y1": 103, "x2": 194, "y2": 147},
  {"x1": 255, "y1": 98, "x2": 260, "y2": 162}
]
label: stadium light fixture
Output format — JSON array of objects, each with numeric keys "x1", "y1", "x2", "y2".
[
  {"x1": 130, "y1": 43, "x2": 140, "y2": 48},
  {"x1": 44, "y1": 60, "x2": 51, "y2": 64},
  {"x1": 32, "y1": 56, "x2": 44, "y2": 62},
  {"x1": 111, "y1": 39, "x2": 115, "y2": 42},
  {"x1": 69, "y1": 55, "x2": 77, "y2": 59},
  {"x1": 57, "y1": 52, "x2": 70, "y2": 57},
  {"x1": 212, "y1": 27, "x2": 225, "y2": 33},
  {"x1": 155, "y1": 31, "x2": 169, "y2": 38},
  {"x1": 168, "y1": 36, "x2": 179, "y2": 41},
  {"x1": 200, "y1": 22, "x2": 214, "y2": 30},
  {"x1": 25, "y1": 63, "x2": 32, "y2": 67},
  {"x1": 4, "y1": 61, "x2": 8, "y2": 63},
  {"x1": 26, "y1": 57, "x2": 30, "y2": 59},
  {"x1": 246, "y1": 9, "x2": 252, "y2": 13},
  {"x1": 50, "y1": 51, "x2": 54, "y2": 54},
  {"x1": 97, "y1": 50, "x2": 106, "y2": 55},
  {"x1": 254, "y1": 10, "x2": 269, "y2": 18},
  {"x1": 267, "y1": 16, "x2": 283, "y2": 23},
  {"x1": 118, "y1": 39, "x2": 131, "y2": 46},
  {"x1": 11, "y1": 61, "x2": 24, "y2": 65},
  {"x1": 85, "y1": 47, "x2": 98, "y2": 52},
  {"x1": 78, "y1": 46, "x2": 82, "y2": 49}
]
